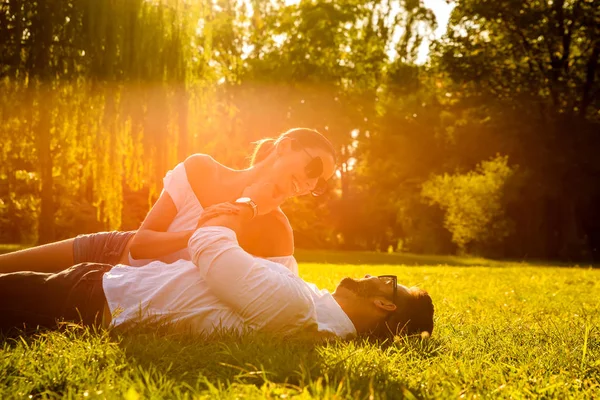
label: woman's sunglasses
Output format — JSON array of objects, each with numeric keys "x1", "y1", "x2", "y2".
[{"x1": 300, "y1": 147, "x2": 328, "y2": 196}]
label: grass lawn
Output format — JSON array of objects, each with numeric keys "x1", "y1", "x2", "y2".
[{"x1": 1, "y1": 258, "x2": 599, "y2": 398}]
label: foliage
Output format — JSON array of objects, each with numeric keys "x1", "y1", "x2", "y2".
[
  {"x1": 0, "y1": 0, "x2": 599, "y2": 260},
  {"x1": 1, "y1": 260, "x2": 599, "y2": 398},
  {"x1": 422, "y1": 155, "x2": 516, "y2": 253},
  {"x1": 432, "y1": 0, "x2": 600, "y2": 260}
]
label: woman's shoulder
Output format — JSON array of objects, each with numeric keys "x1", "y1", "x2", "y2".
[
  {"x1": 183, "y1": 153, "x2": 237, "y2": 206},
  {"x1": 184, "y1": 153, "x2": 219, "y2": 173},
  {"x1": 183, "y1": 153, "x2": 229, "y2": 184}
]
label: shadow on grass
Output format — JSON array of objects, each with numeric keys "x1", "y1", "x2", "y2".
[
  {"x1": 113, "y1": 323, "x2": 440, "y2": 399},
  {"x1": 1, "y1": 320, "x2": 443, "y2": 398}
]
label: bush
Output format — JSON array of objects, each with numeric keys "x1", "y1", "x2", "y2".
[{"x1": 421, "y1": 155, "x2": 517, "y2": 254}]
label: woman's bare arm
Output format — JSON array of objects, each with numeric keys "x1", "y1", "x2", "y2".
[
  {"x1": 128, "y1": 192, "x2": 194, "y2": 260},
  {"x1": 128, "y1": 154, "x2": 215, "y2": 261}
]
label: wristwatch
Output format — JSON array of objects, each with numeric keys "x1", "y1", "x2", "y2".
[{"x1": 234, "y1": 197, "x2": 258, "y2": 219}]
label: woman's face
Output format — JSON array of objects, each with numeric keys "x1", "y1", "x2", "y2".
[{"x1": 264, "y1": 138, "x2": 336, "y2": 199}]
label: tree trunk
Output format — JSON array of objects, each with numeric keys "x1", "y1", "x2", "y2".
[
  {"x1": 177, "y1": 86, "x2": 189, "y2": 160},
  {"x1": 36, "y1": 83, "x2": 54, "y2": 244}
]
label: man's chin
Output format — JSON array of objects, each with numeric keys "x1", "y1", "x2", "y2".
[{"x1": 337, "y1": 277, "x2": 360, "y2": 293}]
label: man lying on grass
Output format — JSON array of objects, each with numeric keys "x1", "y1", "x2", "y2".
[{"x1": 0, "y1": 183, "x2": 434, "y2": 340}]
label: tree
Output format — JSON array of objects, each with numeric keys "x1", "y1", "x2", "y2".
[
  {"x1": 432, "y1": 0, "x2": 600, "y2": 260},
  {"x1": 422, "y1": 155, "x2": 516, "y2": 253}
]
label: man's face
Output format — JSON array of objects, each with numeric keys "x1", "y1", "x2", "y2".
[
  {"x1": 334, "y1": 275, "x2": 434, "y2": 337},
  {"x1": 336, "y1": 275, "x2": 408, "y2": 301}
]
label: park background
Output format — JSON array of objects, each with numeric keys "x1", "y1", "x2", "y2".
[
  {"x1": 1, "y1": 0, "x2": 599, "y2": 262},
  {"x1": 1, "y1": 1, "x2": 600, "y2": 398}
]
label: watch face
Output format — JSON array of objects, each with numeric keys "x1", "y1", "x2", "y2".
[{"x1": 235, "y1": 197, "x2": 257, "y2": 218}]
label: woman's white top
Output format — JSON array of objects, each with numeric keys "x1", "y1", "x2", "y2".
[{"x1": 128, "y1": 162, "x2": 299, "y2": 274}]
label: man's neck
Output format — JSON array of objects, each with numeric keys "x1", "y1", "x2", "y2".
[{"x1": 331, "y1": 293, "x2": 368, "y2": 334}]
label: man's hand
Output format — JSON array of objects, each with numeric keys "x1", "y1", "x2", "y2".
[{"x1": 242, "y1": 182, "x2": 286, "y2": 216}]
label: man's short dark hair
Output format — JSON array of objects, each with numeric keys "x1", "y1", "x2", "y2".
[{"x1": 371, "y1": 287, "x2": 434, "y2": 340}]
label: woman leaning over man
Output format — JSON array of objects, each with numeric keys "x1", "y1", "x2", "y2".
[{"x1": 0, "y1": 128, "x2": 336, "y2": 275}]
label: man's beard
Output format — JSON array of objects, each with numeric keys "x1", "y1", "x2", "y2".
[{"x1": 339, "y1": 277, "x2": 377, "y2": 297}]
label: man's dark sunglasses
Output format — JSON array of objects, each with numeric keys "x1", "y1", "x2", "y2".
[
  {"x1": 378, "y1": 275, "x2": 398, "y2": 305},
  {"x1": 299, "y1": 147, "x2": 328, "y2": 196}
]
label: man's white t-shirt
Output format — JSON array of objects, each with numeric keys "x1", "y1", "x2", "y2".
[{"x1": 103, "y1": 226, "x2": 356, "y2": 338}]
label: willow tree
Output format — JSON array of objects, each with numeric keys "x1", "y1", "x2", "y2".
[
  {"x1": 0, "y1": 0, "x2": 209, "y2": 242},
  {"x1": 0, "y1": 0, "x2": 76, "y2": 243}
]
